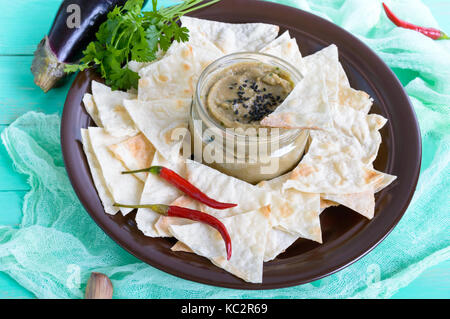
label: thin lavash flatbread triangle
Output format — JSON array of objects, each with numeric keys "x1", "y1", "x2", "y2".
[
  {"x1": 339, "y1": 86, "x2": 373, "y2": 114},
  {"x1": 153, "y1": 196, "x2": 199, "y2": 237},
  {"x1": 81, "y1": 129, "x2": 119, "y2": 215},
  {"x1": 91, "y1": 81, "x2": 138, "y2": 137},
  {"x1": 262, "y1": 45, "x2": 341, "y2": 129},
  {"x1": 107, "y1": 133, "x2": 155, "y2": 182},
  {"x1": 180, "y1": 16, "x2": 280, "y2": 54},
  {"x1": 171, "y1": 241, "x2": 193, "y2": 253},
  {"x1": 169, "y1": 208, "x2": 269, "y2": 283},
  {"x1": 146, "y1": 159, "x2": 274, "y2": 237},
  {"x1": 304, "y1": 45, "x2": 340, "y2": 111},
  {"x1": 260, "y1": 46, "x2": 341, "y2": 130},
  {"x1": 135, "y1": 152, "x2": 186, "y2": 237},
  {"x1": 258, "y1": 173, "x2": 322, "y2": 243},
  {"x1": 259, "y1": 31, "x2": 306, "y2": 74},
  {"x1": 322, "y1": 190, "x2": 375, "y2": 219},
  {"x1": 263, "y1": 228, "x2": 300, "y2": 262},
  {"x1": 283, "y1": 151, "x2": 384, "y2": 194},
  {"x1": 123, "y1": 98, "x2": 191, "y2": 161},
  {"x1": 374, "y1": 170, "x2": 397, "y2": 193},
  {"x1": 320, "y1": 198, "x2": 339, "y2": 214},
  {"x1": 184, "y1": 159, "x2": 272, "y2": 217},
  {"x1": 321, "y1": 171, "x2": 397, "y2": 219},
  {"x1": 282, "y1": 103, "x2": 388, "y2": 194},
  {"x1": 337, "y1": 61, "x2": 373, "y2": 114},
  {"x1": 82, "y1": 93, "x2": 102, "y2": 127},
  {"x1": 171, "y1": 227, "x2": 301, "y2": 263},
  {"x1": 331, "y1": 106, "x2": 387, "y2": 164},
  {"x1": 138, "y1": 35, "x2": 223, "y2": 101},
  {"x1": 258, "y1": 30, "x2": 291, "y2": 51},
  {"x1": 87, "y1": 127, "x2": 144, "y2": 215},
  {"x1": 338, "y1": 62, "x2": 350, "y2": 87},
  {"x1": 260, "y1": 65, "x2": 332, "y2": 129}
]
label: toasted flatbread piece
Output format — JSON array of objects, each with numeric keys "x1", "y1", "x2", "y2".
[
  {"x1": 261, "y1": 45, "x2": 344, "y2": 130},
  {"x1": 331, "y1": 106, "x2": 387, "y2": 164},
  {"x1": 81, "y1": 129, "x2": 119, "y2": 215},
  {"x1": 338, "y1": 87, "x2": 373, "y2": 114},
  {"x1": 138, "y1": 36, "x2": 223, "y2": 101},
  {"x1": 180, "y1": 16, "x2": 280, "y2": 54},
  {"x1": 87, "y1": 127, "x2": 144, "y2": 215},
  {"x1": 320, "y1": 198, "x2": 339, "y2": 214},
  {"x1": 260, "y1": 65, "x2": 332, "y2": 129},
  {"x1": 171, "y1": 241, "x2": 193, "y2": 253},
  {"x1": 263, "y1": 228, "x2": 299, "y2": 262},
  {"x1": 171, "y1": 227, "x2": 301, "y2": 263},
  {"x1": 260, "y1": 31, "x2": 306, "y2": 74},
  {"x1": 304, "y1": 45, "x2": 340, "y2": 112},
  {"x1": 337, "y1": 62, "x2": 372, "y2": 114},
  {"x1": 169, "y1": 209, "x2": 270, "y2": 283},
  {"x1": 323, "y1": 190, "x2": 375, "y2": 219},
  {"x1": 145, "y1": 160, "x2": 274, "y2": 237},
  {"x1": 108, "y1": 133, "x2": 155, "y2": 182},
  {"x1": 82, "y1": 93, "x2": 102, "y2": 127},
  {"x1": 91, "y1": 81, "x2": 138, "y2": 137},
  {"x1": 374, "y1": 171, "x2": 397, "y2": 193},
  {"x1": 258, "y1": 173, "x2": 322, "y2": 243},
  {"x1": 153, "y1": 196, "x2": 200, "y2": 237},
  {"x1": 184, "y1": 159, "x2": 272, "y2": 217},
  {"x1": 123, "y1": 98, "x2": 191, "y2": 160},
  {"x1": 283, "y1": 152, "x2": 384, "y2": 194},
  {"x1": 321, "y1": 171, "x2": 396, "y2": 219},
  {"x1": 135, "y1": 153, "x2": 187, "y2": 237}
]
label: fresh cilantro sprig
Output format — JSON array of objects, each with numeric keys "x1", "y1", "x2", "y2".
[{"x1": 65, "y1": 0, "x2": 220, "y2": 90}]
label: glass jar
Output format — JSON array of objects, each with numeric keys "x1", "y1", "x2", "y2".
[{"x1": 189, "y1": 52, "x2": 308, "y2": 184}]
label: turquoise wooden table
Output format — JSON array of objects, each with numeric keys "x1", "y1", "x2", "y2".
[{"x1": 0, "y1": 0, "x2": 449, "y2": 299}]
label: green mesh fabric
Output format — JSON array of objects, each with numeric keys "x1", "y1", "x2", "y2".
[{"x1": 0, "y1": 0, "x2": 449, "y2": 298}]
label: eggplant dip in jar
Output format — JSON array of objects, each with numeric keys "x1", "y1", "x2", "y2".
[{"x1": 189, "y1": 52, "x2": 308, "y2": 184}]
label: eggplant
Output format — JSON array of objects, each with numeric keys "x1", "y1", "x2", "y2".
[{"x1": 31, "y1": 0, "x2": 148, "y2": 93}]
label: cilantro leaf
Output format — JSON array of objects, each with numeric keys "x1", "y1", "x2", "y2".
[{"x1": 64, "y1": 0, "x2": 221, "y2": 91}]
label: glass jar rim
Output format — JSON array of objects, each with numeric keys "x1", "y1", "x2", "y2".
[{"x1": 193, "y1": 52, "x2": 305, "y2": 144}]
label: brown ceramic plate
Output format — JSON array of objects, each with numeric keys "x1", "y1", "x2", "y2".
[{"x1": 61, "y1": 0, "x2": 421, "y2": 289}]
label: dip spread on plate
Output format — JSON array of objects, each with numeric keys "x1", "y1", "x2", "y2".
[{"x1": 204, "y1": 61, "x2": 294, "y2": 129}]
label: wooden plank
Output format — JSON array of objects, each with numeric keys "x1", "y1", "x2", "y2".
[
  {"x1": 0, "y1": 56, "x2": 71, "y2": 125},
  {"x1": 392, "y1": 260, "x2": 450, "y2": 298},
  {"x1": 0, "y1": 0, "x2": 61, "y2": 55},
  {"x1": 0, "y1": 126, "x2": 30, "y2": 191},
  {"x1": 427, "y1": 0, "x2": 450, "y2": 32},
  {"x1": 0, "y1": 273, "x2": 34, "y2": 299},
  {"x1": 0, "y1": 191, "x2": 26, "y2": 226}
]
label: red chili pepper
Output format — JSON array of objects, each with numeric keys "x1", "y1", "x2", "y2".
[
  {"x1": 114, "y1": 203, "x2": 232, "y2": 260},
  {"x1": 123, "y1": 166, "x2": 238, "y2": 210},
  {"x1": 382, "y1": 3, "x2": 449, "y2": 40}
]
